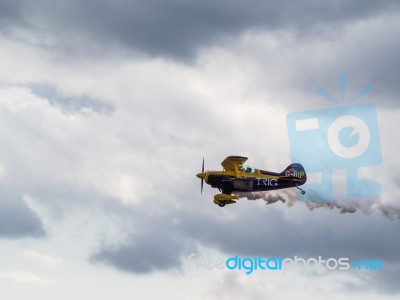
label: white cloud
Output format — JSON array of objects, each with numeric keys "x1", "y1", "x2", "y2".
[
  {"x1": 0, "y1": 270, "x2": 55, "y2": 285},
  {"x1": 23, "y1": 249, "x2": 63, "y2": 267}
]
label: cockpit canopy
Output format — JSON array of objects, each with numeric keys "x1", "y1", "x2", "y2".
[{"x1": 244, "y1": 165, "x2": 258, "y2": 174}]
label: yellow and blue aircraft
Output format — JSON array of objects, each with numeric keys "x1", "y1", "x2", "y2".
[{"x1": 196, "y1": 156, "x2": 307, "y2": 207}]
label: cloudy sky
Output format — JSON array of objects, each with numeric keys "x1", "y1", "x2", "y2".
[{"x1": 0, "y1": 0, "x2": 400, "y2": 299}]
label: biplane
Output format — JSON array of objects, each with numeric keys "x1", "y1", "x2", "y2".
[{"x1": 196, "y1": 156, "x2": 307, "y2": 207}]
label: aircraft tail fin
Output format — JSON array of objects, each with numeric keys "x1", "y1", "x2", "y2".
[{"x1": 281, "y1": 163, "x2": 307, "y2": 185}]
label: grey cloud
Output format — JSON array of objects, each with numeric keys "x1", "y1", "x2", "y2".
[
  {"x1": 29, "y1": 84, "x2": 115, "y2": 114},
  {"x1": 3, "y1": 0, "x2": 399, "y2": 60},
  {"x1": 0, "y1": 193, "x2": 45, "y2": 238},
  {"x1": 91, "y1": 233, "x2": 183, "y2": 274},
  {"x1": 237, "y1": 20, "x2": 400, "y2": 110},
  {"x1": 298, "y1": 30, "x2": 400, "y2": 108},
  {"x1": 0, "y1": 0, "x2": 23, "y2": 26},
  {"x1": 90, "y1": 204, "x2": 190, "y2": 274}
]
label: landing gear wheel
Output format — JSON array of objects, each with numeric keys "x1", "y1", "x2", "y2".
[
  {"x1": 295, "y1": 185, "x2": 306, "y2": 195},
  {"x1": 218, "y1": 202, "x2": 226, "y2": 207}
]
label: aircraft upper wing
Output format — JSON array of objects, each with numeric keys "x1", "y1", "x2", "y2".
[{"x1": 221, "y1": 156, "x2": 248, "y2": 171}]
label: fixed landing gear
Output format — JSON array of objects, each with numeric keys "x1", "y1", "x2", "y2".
[
  {"x1": 213, "y1": 193, "x2": 237, "y2": 207},
  {"x1": 295, "y1": 185, "x2": 306, "y2": 195}
]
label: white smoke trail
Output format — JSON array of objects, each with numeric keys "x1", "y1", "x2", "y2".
[
  {"x1": 234, "y1": 190, "x2": 297, "y2": 206},
  {"x1": 233, "y1": 190, "x2": 400, "y2": 219}
]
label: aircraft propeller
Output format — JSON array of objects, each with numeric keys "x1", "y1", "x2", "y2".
[
  {"x1": 201, "y1": 158, "x2": 204, "y2": 194},
  {"x1": 196, "y1": 158, "x2": 205, "y2": 194}
]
